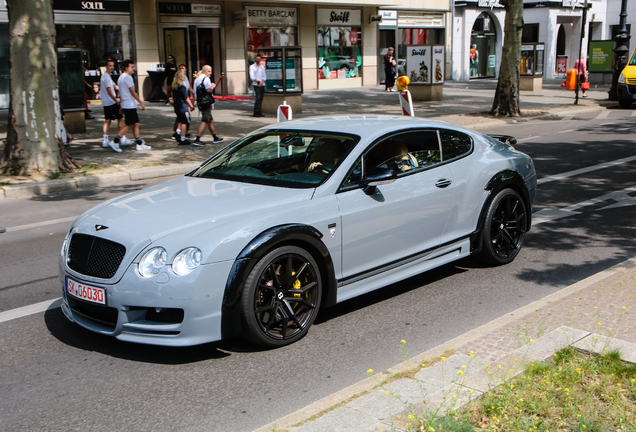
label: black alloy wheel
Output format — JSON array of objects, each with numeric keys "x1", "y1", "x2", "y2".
[
  {"x1": 479, "y1": 188, "x2": 527, "y2": 265},
  {"x1": 241, "y1": 246, "x2": 322, "y2": 347}
]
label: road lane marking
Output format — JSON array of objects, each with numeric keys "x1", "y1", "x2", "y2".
[
  {"x1": 533, "y1": 185, "x2": 636, "y2": 224},
  {"x1": 0, "y1": 298, "x2": 61, "y2": 324},
  {"x1": 3, "y1": 216, "x2": 77, "y2": 233},
  {"x1": 537, "y1": 154, "x2": 636, "y2": 185},
  {"x1": 558, "y1": 129, "x2": 575, "y2": 133},
  {"x1": 596, "y1": 111, "x2": 611, "y2": 119},
  {"x1": 599, "y1": 122, "x2": 615, "y2": 126}
]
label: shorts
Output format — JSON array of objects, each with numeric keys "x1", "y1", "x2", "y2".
[
  {"x1": 123, "y1": 108, "x2": 139, "y2": 126},
  {"x1": 200, "y1": 105, "x2": 212, "y2": 123},
  {"x1": 103, "y1": 104, "x2": 122, "y2": 120},
  {"x1": 176, "y1": 111, "x2": 191, "y2": 125}
]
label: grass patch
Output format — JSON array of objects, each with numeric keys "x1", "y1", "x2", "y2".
[
  {"x1": 47, "y1": 171, "x2": 63, "y2": 180},
  {"x1": 458, "y1": 346, "x2": 636, "y2": 431},
  {"x1": 141, "y1": 162, "x2": 163, "y2": 167},
  {"x1": 79, "y1": 164, "x2": 99, "y2": 174}
]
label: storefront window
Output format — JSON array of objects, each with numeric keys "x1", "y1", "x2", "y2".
[
  {"x1": 317, "y1": 27, "x2": 361, "y2": 80},
  {"x1": 397, "y1": 28, "x2": 444, "y2": 60},
  {"x1": 246, "y1": 27, "x2": 297, "y2": 66},
  {"x1": 470, "y1": 12, "x2": 496, "y2": 78},
  {"x1": 56, "y1": 24, "x2": 133, "y2": 99}
]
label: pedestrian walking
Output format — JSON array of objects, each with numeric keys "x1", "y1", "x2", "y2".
[
  {"x1": 574, "y1": 54, "x2": 588, "y2": 98},
  {"x1": 111, "y1": 60, "x2": 151, "y2": 151},
  {"x1": 100, "y1": 59, "x2": 132, "y2": 152},
  {"x1": 384, "y1": 47, "x2": 397, "y2": 92},
  {"x1": 192, "y1": 65, "x2": 223, "y2": 146},
  {"x1": 172, "y1": 64, "x2": 193, "y2": 140},
  {"x1": 165, "y1": 55, "x2": 178, "y2": 105},
  {"x1": 249, "y1": 54, "x2": 266, "y2": 117},
  {"x1": 172, "y1": 70, "x2": 194, "y2": 145}
]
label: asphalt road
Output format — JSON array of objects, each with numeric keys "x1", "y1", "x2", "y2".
[{"x1": 1, "y1": 108, "x2": 636, "y2": 431}]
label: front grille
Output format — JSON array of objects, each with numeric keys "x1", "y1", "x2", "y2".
[
  {"x1": 627, "y1": 78, "x2": 636, "y2": 85},
  {"x1": 67, "y1": 234, "x2": 126, "y2": 279},
  {"x1": 72, "y1": 300, "x2": 118, "y2": 330},
  {"x1": 627, "y1": 84, "x2": 636, "y2": 94}
]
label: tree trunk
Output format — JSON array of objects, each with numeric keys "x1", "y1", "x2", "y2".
[
  {"x1": 491, "y1": 0, "x2": 524, "y2": 117},
  {"x1": 1, "y1": 0, "x2": 75, "y2": 175}
]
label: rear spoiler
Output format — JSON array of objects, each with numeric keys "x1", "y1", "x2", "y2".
[{"x1": 487, "y1": 134, "x2": 517, "y2": 145}]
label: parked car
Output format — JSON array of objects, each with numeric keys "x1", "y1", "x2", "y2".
[{"x1": 59, "y1": 116, "x2": 536, "y2": 348}]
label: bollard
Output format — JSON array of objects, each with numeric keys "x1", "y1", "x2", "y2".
[
  {"x1": 396, "y1": 76, "x2": 414, "y2": 117},
  {"x1": 277, "y1": 101, "x2": 292, "y2": 122}
]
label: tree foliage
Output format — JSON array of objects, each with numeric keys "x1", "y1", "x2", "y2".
[
  {"x1": 491, "y1": 0, "x2": 524, "y2": 117},
  {"x1": 1, "y1": 0, "x2": 75, "y2": 175}
]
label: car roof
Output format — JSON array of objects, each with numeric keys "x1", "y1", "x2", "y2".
[{"x1": 260, "y1": 115, "x2": 471, "y2": 141}]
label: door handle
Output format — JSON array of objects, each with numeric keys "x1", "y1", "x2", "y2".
[{"x1": 435, "y1": 179, "x2": 452, "y2": 188}]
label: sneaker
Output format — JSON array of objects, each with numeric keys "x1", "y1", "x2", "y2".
[
  {"x1": 213, "y1": 135, "x2": 224, "y2": 144},
  {"x1": 171, "y1": 132, "x2": 178, "y2": 140},
  {"x1": 193, "y1": 139, "x2": 206, "y2": 147},
  {"x1": 102, "y1": 139, "x2": 110, "y2": 148},
  {"x1": 178, "y1": 138, "x2": 190, "y2": 145},
  {"x1": 108, "y1": 141, "x2": 122, "y2": 153},
  {"x1": 120, "y1": 136, "x2": 133, "y2": 146},
  {"x1": 185, "y1": 133, "x2": 193, "y2": 139},
  {"x1": 136, "y1": 141, "x2": 152, "y2": 151}
]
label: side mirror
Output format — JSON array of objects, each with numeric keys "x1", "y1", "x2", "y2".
[{"x1": 363, "y1": 168, "x2": 397, "y2": 195}]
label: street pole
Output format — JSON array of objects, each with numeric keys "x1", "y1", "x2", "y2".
[
  {"x1": 608, "y1": 0, "x2": 630, "y2": 100},
  {"x1": 575, "y1": 0, "x2": 588, "y2": 105}
]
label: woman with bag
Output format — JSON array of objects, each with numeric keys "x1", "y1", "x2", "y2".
[
  {"x1": 384, "y1": 47, "x2": 397, "y2": 92},
  {"x1": 574, "y1": 54, "x2": 589, "y2": 98},
  {"x1": 171, "y1": 70, "x2": 194, "y2": 145}
]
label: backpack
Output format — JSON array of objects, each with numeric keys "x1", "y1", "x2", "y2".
[{"x1": 196, "y1": 77, "x2": 214, "y2": 109}]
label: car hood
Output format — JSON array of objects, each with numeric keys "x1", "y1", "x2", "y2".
[{"x1": 73, "y1": 176, "x2": 315, "y2": 243}]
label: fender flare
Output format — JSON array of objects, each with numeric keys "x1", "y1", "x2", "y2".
[
  {"x1": 470, "y1": 170, "x2": 533, "y2": 254},
  {"x1": 221, "y1": 224, "x2": 337, "y2": 340}
]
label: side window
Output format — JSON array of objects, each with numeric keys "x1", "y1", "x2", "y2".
[
  {"x1": 341, "y1": 158, "x2": 362, "y2": 189},
  {"x1": 439, "y1": 130, "x2": 472, "y2": 161},
  {"x1": 364, "y1": 131, "x2": 441, "y2": 175}
]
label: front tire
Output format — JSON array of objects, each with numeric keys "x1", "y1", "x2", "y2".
[
  {"x1": 479, "y1": 188, "x2": 527, "y2": 266},
  {"x1": 241, "y1": 246, "x2": 322, "y2": 347}
]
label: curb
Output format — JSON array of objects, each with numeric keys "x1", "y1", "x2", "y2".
[
  {"x1": 252, "y1": 255, "x2": 636, "y2": 432},
  {"x1": 0, "y1": 162, "x2": 200, "y2": 198}
]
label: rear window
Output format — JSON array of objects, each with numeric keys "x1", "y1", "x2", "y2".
[{"x1": 439, "y1": 130, "x2": 472, "y2": 160}]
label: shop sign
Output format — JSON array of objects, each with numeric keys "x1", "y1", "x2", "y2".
[
  {"x1": 191, "y1": 4, "x2": 221, "y2": 15},
  {"x1": 477, "y1": 0, "x2": 504, "y2": 8},
  {"x1": 562, "y1": 0, "x2": 584, "y2": 6},
  {"x1": 588, "y1": 40, "x2": 615, "y2": 72},
  {"x1": 317, "y1": 9, "x2": 362, "y2": 26},
  {"x1": 53, "y1": 0, "x2": 130, "y2": 13},
  {"x1": 380, "y1": 10, "x2": 397, "y2": 20},
  {"x1": 556, "y1": 55, "x2": 568, "y2": 74},
  {"x1": 233, "y1": 10, "x2": 247, "y2": 25},
  {"x1": 159, "y1": 2, "x2": 190, "y2": 14},
  {"x1": 406, "y1": 46, "x2": 432, "y2": 84},
  {"x1": 431, "y1": 46, "x2": 445, "y2": 84},
  {"x1": 247, "y1": 7, "x2": 297, "y2": 26}
]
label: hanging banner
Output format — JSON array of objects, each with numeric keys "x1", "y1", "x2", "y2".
[{"x1": 432, "y1": 46, "x2": 445, "y2": 84}]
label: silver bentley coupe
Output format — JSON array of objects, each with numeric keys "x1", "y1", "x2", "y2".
[{"x1": 59, "y1": 116, "x2": 536, "y2": 348}]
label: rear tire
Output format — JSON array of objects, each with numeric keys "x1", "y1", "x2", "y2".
[
  {"x1": 241, "y1": 246, "x2": 322, "y2": 347},
  {"x1": 478, "y1": 188, "x2": 527, "y2": 266}
]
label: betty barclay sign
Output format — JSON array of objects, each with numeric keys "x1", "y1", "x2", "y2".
[
  {"x1": 317, "y1": 9, "x2": 362, "y2": 26},
  {"x1": 247, "y1": 7, "x2": 297, "y2": 26}
]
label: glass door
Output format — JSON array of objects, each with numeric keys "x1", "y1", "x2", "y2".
[
  {"x1": 164, "y1": 28, "x2": 187, "y2": 66},
  {"x1": 196, "y1": 28, "x2": 222, "y2": 86}
]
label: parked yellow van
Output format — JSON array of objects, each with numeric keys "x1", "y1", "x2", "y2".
[{"x1": 618, "y1": 49, "x2": 636, "y2": 108}]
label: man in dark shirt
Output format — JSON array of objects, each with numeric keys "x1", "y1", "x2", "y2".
[{"x1": 165, "y1": 55, "x2": 178, "y2": 105}]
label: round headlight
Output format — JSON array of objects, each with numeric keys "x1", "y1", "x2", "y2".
[
  {"x1": 172, "y1": 247, "x2": 202, "y2": 276},
  {"x1": 139, "y1": 247, "x2": 168, "y2": 278}
]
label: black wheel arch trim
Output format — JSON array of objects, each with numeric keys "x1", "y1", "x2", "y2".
[
  {"x1": 470, "y1": 170, "x2": 533, "y2": 254},
  {"x1": 221, "y1": 224, "x2": 337, "y2": 340}
]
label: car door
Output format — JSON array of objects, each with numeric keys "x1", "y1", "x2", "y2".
[{"x1": 336, "y1": 130, "x2": 455, "y2": 280}]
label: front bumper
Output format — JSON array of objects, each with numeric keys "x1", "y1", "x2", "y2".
[
  {"x1": 59, "y1": 258, "x2": 234, "y2": 346},
  {"x1": 618, "y1": 83, "x2": 635, "y2": 101}
]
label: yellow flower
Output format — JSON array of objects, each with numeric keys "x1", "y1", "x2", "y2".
[
  {"x1": 564, "y1": 388, "x2": 569, "y2": 392},
  {"x1": 457, "y1": 370, "x2": 464, "y2": 375},
  {"x1": 530, "y1": 339, "x2": 535, "y2": 343},
  {"x1": 441, "y1": 356, "x2": 446, "y2": 361},
  {"x1": 470, "y1": 389, "x2": 474, "y2": 393},
  {"x1": 623, "y1": 306, "x2": 627, "y2": 310},
  {"x1": 597, "y1": 322, "x2": 602, "y2": 326},
  {"x1": 497, "y1": 364, "x2": 502, "y2": 369},
  {"x1": 401, "y1": 339, "x2": 406, "y2": 344},
  {"x1": 519, "y1": 398, "x2": 524, "y2": 402},
  {"x1": 367, "y1": 369, "x2": 373, "y2": 374},
  {"x1": 510, "y1": 384, "x2": 515, "y2": 389},
  {"x1": 408, "y1": 414, "x2": 414, "y2": 419},
  {"x1": 385, "y1": 390, "x2": 390, "y2": 395},
  {"x1": 462, "y1": 365, "x2": 467, "y2": 369},
  {"x1": 594, "y1": 306, "x2": 597, "y2": 309}
]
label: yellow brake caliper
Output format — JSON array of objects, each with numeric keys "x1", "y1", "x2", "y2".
[{"x1": 292, "y1": 271, "x2": 301, "y2": 297}]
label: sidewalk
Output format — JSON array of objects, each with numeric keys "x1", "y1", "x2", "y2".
[
  {"x1": 254, "y1": 256, "x2": 636, "y2": 432},
  {"x1": 0, "y1": 80, "x2": 610, "y2": 197}
]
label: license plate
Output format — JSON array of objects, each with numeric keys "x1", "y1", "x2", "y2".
[{"x1": 66, "y1": 278, "x2": 106, "y2": 305}]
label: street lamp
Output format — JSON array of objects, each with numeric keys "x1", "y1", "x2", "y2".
[
  {"x1": 575, "y1": 0, "x2": 589, "y2": 105},
  {"x1": 608, "y1": 0, "x2": 630, "y2": 100}
]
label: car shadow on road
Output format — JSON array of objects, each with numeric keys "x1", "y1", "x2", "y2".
[{"x1": 44, "y1": 307, "x2": 231, "y2": 364}]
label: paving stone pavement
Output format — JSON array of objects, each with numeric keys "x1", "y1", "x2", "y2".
[{"x1": 254, "y1": 257, "x2": 636, "y2": 432}]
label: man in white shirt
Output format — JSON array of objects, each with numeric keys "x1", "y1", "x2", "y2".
[
  {"x1": 192, "y1": 65, "x2": 223, "y2": 146},
  {"x1": 112, "y1": 60, "x2": 151, "y2": 151},
  {"x1": 100, "y1": 59, "x2": 132, "y2": 152},
  {"x1": 249, "y1": 55, "x2": 266, "y2": 117}
]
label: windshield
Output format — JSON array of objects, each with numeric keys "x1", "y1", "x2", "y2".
[{"x1": 190, "y1": 130, "x2": 360, "y2": 188}]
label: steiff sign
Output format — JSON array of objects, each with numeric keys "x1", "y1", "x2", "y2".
[
  {"x1": 317, "y1": 9, "x2": 362, "y2": 26},
  {"x1": 406, "y1": 45, "x2": 444, "y2": 84},
  {"x1": 247, "y1": 7, "x2": 297, "y2": 26}
]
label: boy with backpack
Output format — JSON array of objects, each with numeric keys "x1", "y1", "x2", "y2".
[{"x1": 192, "y1": 65, "x2": 223, "y2": 147}]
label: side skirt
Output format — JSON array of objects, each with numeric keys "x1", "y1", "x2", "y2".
[{"x1": 336, "y1": 237, "x2": 471, "y2": 303}]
